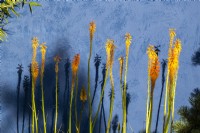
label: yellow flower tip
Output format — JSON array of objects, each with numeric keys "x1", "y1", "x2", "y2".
[
  {"x1": 31, "y1": 61, "x2": 39, "y2": 80},
  {"x1": 32, "y1": 37, "x2": 39, "y2": 49},
  {"x1": 40, "y1": 43, "x2": 47, "y2": 54},
  {"x1": 72, "y1": 54, "x2": 80, "y2": 75},
  {"x1": 118, "y1": 56, "x2": 124, "y2": 79},
  {"x1": 169, "y1": 28, "x2": 176, "y2": 39},
  {"x1": 118, "y1": 56, "x2": 124, "y2": 64},
  {"x1": 125, "y1": 33, "x2": 132, "y2": 47},
  {"x1": 147, "y1": 45, "x2": 157, "y2": 60},
  {"x1": 80, "y1": 86, "x2": 87, "y2": 102},
  {"x1": 174, "y1": 39, "x2": 182, "y2": 55},
  {"x1": 89, "y1": 21, "x2": 96, "y2": 38},
  {"x1": 54, "y1": 55, "x2": 61, "y2": 73},
  {"x1": 54, "y1": 55, "x2": 61, "y2": 63}
]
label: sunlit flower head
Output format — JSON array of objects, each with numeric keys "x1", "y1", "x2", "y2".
[
  {"x1": 147, "y1": 45, "x2": 160, "y2": 90},
  {"x1": 72, "y1": 54, "x2": 80, "y2": 75},
  {"x1": 125, "y1": 33, "x2": 132, "y2": 48},
  {"x1": 89, "y1": 21, "x2": 96, "y2": 39},
  {"x1": 105, "y1": 39, "x2": 116, "y2": 69},
  {"x1": 80, "y1": 86, "x2": 87, "y2": 102},
  {"x1": 32, "y1": 37, "x2": 39, "y2": 50},
  {"x1": 147, "y1": 45, "x2": 157, "y2": 61}
]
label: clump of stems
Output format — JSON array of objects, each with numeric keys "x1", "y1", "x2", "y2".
[
  {"x1": 54, "y1": 55, "x2": 61, "y2": 133},
  {"x1": 163, "y1": 29, "x2": 182, "y2": 133},
  {"x1": 68, "y1": 54, "x2": 80, "y2": 133},
  {"x1": 40, "y1": 43, "x2": 47, "y2": 133},
  {"x1": 146, "y1": 45, "x2": 160, "y2": 133}
]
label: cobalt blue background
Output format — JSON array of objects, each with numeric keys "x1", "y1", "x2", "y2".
[{"x1": 1, "y1": 1, "x2": 200, "y2": 133}]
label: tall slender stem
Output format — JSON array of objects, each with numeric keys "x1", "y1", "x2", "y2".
[
  {"x1": 88, "y1": 38, "x2": 93, "y2": 133},
  {"x1": 41, "y1": 74, "x2": 46, "y2": 133},
  {"x1": 54, "y1": 72, "x2": 58, "y2": 133}
]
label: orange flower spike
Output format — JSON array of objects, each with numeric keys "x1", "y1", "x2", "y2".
[
  {"x1": 31, "y1": 61, "x2": 39, "y2": 81},
  {"x1": 105, "y1": 39, "x2": 116, "y2": 69},
  {"x1": 168, "y1": 49, "x2": 179, "y2": 82},
  {"x1": 40, "y1": 43, "x2": 47, "y2": 74},
  {"x1": 150, "y1": 58, "x2": 160, "y2": 90},
  {"x1": 89, "y1": 21, "x2": 96, "y2": 40},
  {"x1": 125, "y1": 33, "x2": 132, "y2": 49},
  {"x1": 80, "y1": 86, "x2": 87, "y2": 102},
  {"x1": 118, "y1": 56, "x2": 124, "y2": 81},
  {"x1": 54, "y1": 55, "x2": 61, "y2": 73},
  {"x1": 72, "y1": 54, "x2": 80, "y2": 76}
]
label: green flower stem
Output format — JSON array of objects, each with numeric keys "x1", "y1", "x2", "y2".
[
  {"x1": 106, "y1": 69, "x2": 115, "y2": 133},
  {"x1": 32, "y1": 79, "x2": 38, "y2": 133},
  {"x1": 146, "y1": 65, "x2": 150, "y2": 133},
  {"x1": 41, "y1": 74, "x2": 46, "y2": 133},
  {"x1": 163, "y1": 70, "x2": 169, "y2": 130},
  {"x1": 123, "y1": 46, "x2": 130, "y2": 133},
  {"x1": 31, "y1": 80, "x2": 35, "y2": 133},
  {"x1": 88, "y1": 38, "x2": 93, "y2": 133},
  {"x1": 54, "y1": 71, "x2": 58, "y2": 133},
  {"x1": 92, "y1": 69, "x2": 108, "y2": 128},
  {"x1": 75, "y1": 74, "x2": 79, "y2": 130},
  {"x1": 68, "y1": 75, "x2": 76, "y2": 133}
]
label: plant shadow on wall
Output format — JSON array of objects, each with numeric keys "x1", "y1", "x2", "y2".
[
  {"x1": 192, "y1": 46, "x2": 200, "y2": 66},
  {"x1": 1, "y1": 45, "x2": 102, "y2": 133}
]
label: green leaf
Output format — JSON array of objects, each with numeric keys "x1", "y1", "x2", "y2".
[
  {"x1": 29, "y1": 2, "x2": 41, "y2": 14},
  {"x1": 29, "y1": 3, "x2": 32, "y2": 14},
  {"x1": 29, "y1": 2, "x2": 41, "y2": 7}
]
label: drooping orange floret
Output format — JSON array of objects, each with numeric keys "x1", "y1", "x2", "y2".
[
  {"x1": 80, "y1": 86, "x2": 87, "y2": 102},
  {"x1": 105, "y1": 39, "x2": 116, "y2": 69},
  {"x1": 150, "y1": 58, "x2": 160, "y2": 90},
  {"x1": 31, "y1": 61, "x2": 39, "y2": 81},
  {"x1": 54, "y1": 55, "x2": 61, "y2": 73},
  {"x1": 72, "y1": 54, "x2": 80, "y2": 75},
  {"x1": 89, "y1": 21, "x2": 96, "y2": 40},
  {"x1": 118, "y1": 56, "x2": 124, "y2": 81},
  {"x1": 125, "y1": 33, "x2": 132, "y2": 48}
]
